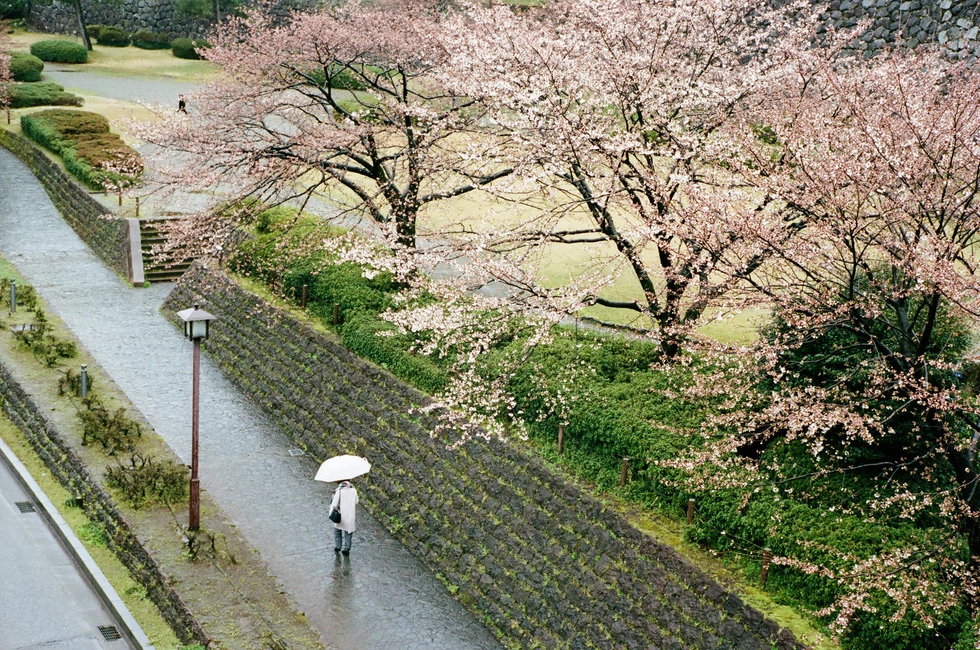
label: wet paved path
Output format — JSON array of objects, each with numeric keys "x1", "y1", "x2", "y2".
[{"x1": 0, "y1": 148, "x2": 499, "y2": 649}]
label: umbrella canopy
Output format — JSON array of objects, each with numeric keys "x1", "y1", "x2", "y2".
[{"x1": 314, "y1": 454, "x2": 371, "y2": 483}]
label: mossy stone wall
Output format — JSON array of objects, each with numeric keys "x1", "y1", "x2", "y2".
[
  {"x1": 0, "y1": 361, "x2": 209, "y2": 646},
  {"x1": 0, "y1": 129, "x2": 130, "y2": 281},
  {"x1": 164, "y1": 264, "x2": 805, "y2": 650}
]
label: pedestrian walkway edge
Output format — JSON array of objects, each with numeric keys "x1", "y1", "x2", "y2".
[{"x1": 0, "y1": 434, "x2": 155, "y2": 650}]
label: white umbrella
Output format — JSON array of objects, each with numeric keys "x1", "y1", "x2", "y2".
[{"x1": 314, "y1": 454, "x2": 371, "y2": 483}]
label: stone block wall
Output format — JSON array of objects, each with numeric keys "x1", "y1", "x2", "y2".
[
  {"x1": 164, "y1": 264, "x2": 805, "y2": 650},
  {"x1": 0, "y1": 361, "x2": 209, "y2": 646},
  {"x1": 0, "y1": 130, "x2": 130, "y2": 282},
  {"x1": 816, "y1": 0, "x2": 980, "y2": 57},
  {"x1": 28, "y1": 0, "x2": 319, "y2": 41}
]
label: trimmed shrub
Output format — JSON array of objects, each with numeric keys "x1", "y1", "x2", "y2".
[
  {"x1": 171, "y1": 38, "x2": 209, "y2": 60},
  {"x1": 9, "y1": 52, "x2": 44, "y2": 82},
  {"x1": 30, "y1": 40, "x2": 88, "y2": 64},
  {"x1": 20, "y1": 109, "x2": 142, "y2": 189},
  {"x1": 7, "y1": 82, "x2": 83, "y2": 109},
  {"x1": 96, "y1": 26, "x2": 130, "y2": 47},
  {"x1": 132, "y1": 31, "x2": 171, "y2": 50},
  {"x1": 85, "y1": 24, "x2": 106, "y2": 40}
]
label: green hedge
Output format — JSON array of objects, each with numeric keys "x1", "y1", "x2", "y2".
[
  {"x1": 96, "y1": 26, "x2": 130, "y2": 47},
  {"x1": 85, "y1": 24, "x2": 106, "y2": 40},
  {"x1": 8, "y1": 52, "x2": 44, "y2": 82},
  {"x1": 20, "y1": 109, "x2": 141, "y2": 189},
  {"x1": 171, "y1": 38, "x2": 209, "y2": 60},
  {"x1": 7, "y1": 82, "x2": 83, "y2": 109},
  {"x1": 132, "y1": 31, "x2": 171, "y2": 50},
  {"x1": 227, "y1": 203, "x2": 975, "y2": 649},
  {"x1": 30, "y1": 40, "x2": 88, "y2": 64}
]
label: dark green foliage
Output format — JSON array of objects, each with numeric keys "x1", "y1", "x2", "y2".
[
  {"x1": 132, "y1": 31, "x2": 171, "y2": 50},
  {"x1": 303, "y1": 65, "x2": 368, "y2": 91},
  {"x1": 79, "y1": 396, "x2": 141, "y2": 454},
  {"x1": 340, "y1": 312, "x2": 447, "y2": 393},
  {"x1": 30, "y1": 40, "x2": 88, "y2": 64},
  {"x1": 7, "y1": 82, "x2": 83, "y2": 109},
  {"x1": 21, "y1": 109, "x2": 141, "y2": 189},
  {"x1": 0, "y1": 0, "x2": 27, "y2": 19},
  {"x1": 105, "y1": 452, "x2": 188, "y2": 508},
  {"x1": 171, "y1": 38, "x2": 209, "y2": 60},
  {"x1": 96, "y1": 26, "x2": 130, "y2": 47},
  {"x1": 8, "y1": 52, "x2": 43, "y2": 82},
  {"x1": 85, "y1": 24, "x2": 105, "y2": 40}
]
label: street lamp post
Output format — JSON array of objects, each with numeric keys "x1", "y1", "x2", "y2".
[{"x1": 176, "y1": 304, "x2": 216, "y2": 531}]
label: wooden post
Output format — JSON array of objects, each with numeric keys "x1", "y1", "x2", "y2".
[
  {"x1": 118, "y1": 188, "x2": 123, "y2": 206},
  {"x1": 135, "y1": 196, "x2": 140, "y2": 217},
  {"x1": 760, "y1": 548, "x2": 772, "y2": 588},
  {"x1": 620, "y1": 457, "x2": 630, "y2": 486},
  {"x1": 687, "y1": 498, "x2": 695, "y2": 525},
  {"x1": 301, "y1": 284, "x2": 307, "y2": 309},
  {"x1": 557, "y1": 424, "x2": 565, "y2": 454},
  {"x1": 333, "y1": 303, "x2": 339, "y2": 326}
]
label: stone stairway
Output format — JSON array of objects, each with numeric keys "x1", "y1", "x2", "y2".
[{"x1": 139, "y1": 218, "x2": 195, "y2": 283}]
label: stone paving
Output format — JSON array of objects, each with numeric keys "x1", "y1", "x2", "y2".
[{"x1": 0, "y1": 147, "x2": 501, "y2": 649}]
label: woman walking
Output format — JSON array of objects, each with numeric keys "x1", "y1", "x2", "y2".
[{"x1": 330, "y1": 480, "x2": 358, "y2": 555}]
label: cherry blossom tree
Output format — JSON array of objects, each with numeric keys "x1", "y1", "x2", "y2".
[
  {"x1": 136, "y1": 0, "x2": 511, "y2": 253},
  {"x1": 0, "y1": 22, "x2": 11, "y2": 124},
  {"x1": 436, "y1": 0, "x2": 799, "y2": 358},
  {"x1": 670, "y1": 45, "x2": 980, "y2": 635}
]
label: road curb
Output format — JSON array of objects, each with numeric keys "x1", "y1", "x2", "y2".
[{"x1": 0, "y1": 434, "x2": 155, "y2": 650}]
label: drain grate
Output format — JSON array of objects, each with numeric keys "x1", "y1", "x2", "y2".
[
  {"x1": 98, "y1": 625, "x2": 122, "y2": 641},
  {"x1": 288, "y1": 448, "x2": 305, "y2": 457},
  {"x1": 15, "y1": 501, "x2": 35, "y2": 513}
]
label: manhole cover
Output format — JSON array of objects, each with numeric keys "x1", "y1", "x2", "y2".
[
  {"x1": 15, "y1": 502, "x2": 35, "y2": 513},
  {"x1": 98, "y1": 625, "x2": 122, "y2": 641},
  {"x1": 288, "y1": 449, "x2": 305, "y2": 457}
]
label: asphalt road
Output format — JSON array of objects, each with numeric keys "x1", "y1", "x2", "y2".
[{"x1": 0, "y1": 441, "x2": 139, "y2": 650}]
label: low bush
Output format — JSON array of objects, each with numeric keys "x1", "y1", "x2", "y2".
[
  {"x1": 79, "y1": 395, "x2": 141, "y2": 454},
  {"x1": 7, "y1": 82, "x2": 83, "y2": 109},
  {"x1": 96, "y1": 26, "x2": 130, "y2": 47},
  {"x1": 21, "y1": 109, "x2": 142, "y2": 189},
  {"x1": 85, "y1": 24, "x2": 105, "y2": 40},
  {"x1": 30, "y1": 39, "x2": 88, "y2": 64},
  {"x1": 171, "y1": 37, "x2": 209, "y2": 60},
  {"x1": 8, "y1": 52, "x2": 44, "y2": 82},
  {"x1": 303, "y1": 65, "x2": 368, "y2": 91},
  {"x1": 105, "y1": 452, "x2": 188, "y2": 508},
  {"x1": 132, "y1": 30, "x2": 171, "y2": 50}
]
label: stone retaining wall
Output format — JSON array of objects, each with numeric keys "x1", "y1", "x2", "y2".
[
  {"x1": 28, "y1": 0, "x2": 318, "y2": 41},
  {"x1": 0, "y1": 361, "x2": 209, "y2": 646},
  {"x1": 164, "y1": 264, "x2": 805, "y2": 650},
  {"x1": 0, "y1": 130, "x2": 130, "y2": 282},
  {"x1": 22, "y1": 0, "x2": 980, "y2": 60},
  {"x1": 818, "y1": 0, "x2": 980, "y2": 58}
]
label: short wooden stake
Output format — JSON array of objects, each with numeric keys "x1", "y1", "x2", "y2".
[
  {"x1": 557, "y1": 424, "x2": 565, "y2": 454},
  {"x1": 760, "y1": 547, "x2": 772, "y2": 588},
  {"x1": 687, "y1": 498, "x2": 695, "y2": 525},
  {"x1": 301, "y1": 284, "x2": 308, "y2": 309},
  {"x1": 333, "y1": 303, "x2": 339, "y2": 325},
  {"x1": 118, "y1": 189, "x2": 123, "y2": 206},
  {"x1": 135, "y1": 196, "x2": 140, "y2": 217},
  {"x1": 620, "y1": 457, "x2": 630, "y2": 486}
]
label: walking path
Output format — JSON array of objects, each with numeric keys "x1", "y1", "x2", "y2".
[{"x1": 0, "y1": 147, "x2": 499, "y2": 648}]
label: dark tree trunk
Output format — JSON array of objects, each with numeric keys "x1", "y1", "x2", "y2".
[{"x1": 71, "y1": 0, "x2": 92, "y2": 51}]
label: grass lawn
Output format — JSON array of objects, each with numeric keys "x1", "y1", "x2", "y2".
[{"x1": 4, "y1": 28, "x2": 216, "y2": 82}]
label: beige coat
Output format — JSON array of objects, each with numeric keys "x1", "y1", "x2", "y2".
[{"x1": 330, "y1": 484, "x2": 358, "y2": 533}]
